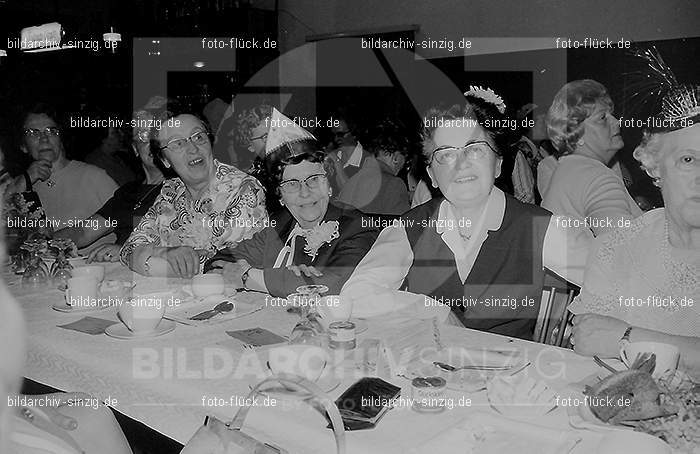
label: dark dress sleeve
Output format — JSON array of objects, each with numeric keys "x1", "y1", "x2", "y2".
[
  {"x1": 203, "y1": 227, "x2": 271, "y2": 272},
  {"x1": 263, "y1": 214, "x2": 379, "y2": 297}
]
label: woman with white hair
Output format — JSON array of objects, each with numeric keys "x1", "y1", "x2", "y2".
[
  {"x1": 568, "y1": 85, "x2": 700, "y2": 377},
  {"x1": 542, "y1": 79, "x2": 642, "y2": 236}
]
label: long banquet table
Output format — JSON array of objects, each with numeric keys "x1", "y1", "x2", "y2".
[{"x1": 10, "y1": 263, "x2": 611, "y2": 453}]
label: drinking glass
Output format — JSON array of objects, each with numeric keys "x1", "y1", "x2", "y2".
[{"x1": 20, "y1": 243, "x2": 49, "y2": 289}]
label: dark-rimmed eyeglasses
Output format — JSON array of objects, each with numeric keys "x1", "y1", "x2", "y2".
[
  {"x1": 279, "y1": 174, "x2": 327, "y2": 194},
  {"x1": 429, "y1": 140, "x2": 497, "y2": 165},
  {"x1": 159, "y1": 131, "x2": 209, "y2": 153},
  {"x1": 250, "y1": 132, "x2": 268, "y2": 142},
  {"x1": 24, "y1": 127, "x2": 60, "y2": 140}
]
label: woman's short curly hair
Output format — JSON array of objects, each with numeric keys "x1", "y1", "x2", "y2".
[
  {"x1": 546, "y1": 79, "x2": 614, "y2": 157},
  {"x1": 235, "y1": 104, "x2": 273, "y2": 148},
  {"x1": 421, "y1": 93, "x2": 516, "y2": 163},
  {"x1": 633, "y1": 130, "x2": 665, "y2": 178}
]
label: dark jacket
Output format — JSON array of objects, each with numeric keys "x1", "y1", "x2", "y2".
[{"x1": 205, "y1": 203, "x2": 380, "y2": 297}]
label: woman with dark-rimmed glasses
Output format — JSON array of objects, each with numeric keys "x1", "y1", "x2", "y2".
[
  {"x1": 341, "y1": 88, "x2": 594, "y2": 340},
  {"x1": 205, "y1": 136, "x2": 380, "y2": 298}
]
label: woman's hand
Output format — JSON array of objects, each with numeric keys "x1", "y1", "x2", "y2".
[
  {"x1": 26, "y1": 159, "x2": 52, "y2": 185},
  {"x1": 215, "y1": 259, "x2": 251, "y2": 287},
  {"x1": 158, "y1": 246, "x2": 200, "y2": 278},
  {"x1": 25, "y1": 392, "x2": 95, "y2": 431},
  {"x1": 570, "y1": 313, "x2": 629, "y2": 358},
  {"x1": 287, "y1": 264, "x2": 323, "y2": 278},
  {"x1": 87, "y1": 244, "x2": 121, "y2": 263}
]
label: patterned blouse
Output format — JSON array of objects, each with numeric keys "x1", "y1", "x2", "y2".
[
  {"x1": 120, "y1": 160, "x2": 267, "y2": 264},
  {"x1": 569, "y1": 208, "x2": 700, "y2": 337}
]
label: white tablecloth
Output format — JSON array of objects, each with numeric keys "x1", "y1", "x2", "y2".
[{"x1": 11, "y1": 263, "x2": 607, "y2": 453}]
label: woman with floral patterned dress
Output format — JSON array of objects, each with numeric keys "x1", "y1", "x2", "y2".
[{"x1": 120, "y1": 111, "x2": 267, "y2": 278}]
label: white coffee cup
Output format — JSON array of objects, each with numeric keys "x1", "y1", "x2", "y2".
[
  {"x1": 72, "y1": 265, "x2": 105, "y2": 283},
  {"x1": 118, "y1": 293, "x2": 167, "y2": 334},
  {"x1": 191, "y1": 274, "x2": 225, "y2": 298},
  {"x1": 315, "y1": 295, "x2": 353, "y2": 329},
  {"x1": 65, "y1": 276, "x2": 99, "y2": 307},
  {"x1": 268, "y1": 344, "x2": 329, "y2": 382},
  {"x1": 620, "y1": 341, "x2": 680, "y2": 378}
]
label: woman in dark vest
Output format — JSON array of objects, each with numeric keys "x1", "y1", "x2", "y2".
[{"x1": 341, "y1": 87, "x2": 593, "y2": 340}]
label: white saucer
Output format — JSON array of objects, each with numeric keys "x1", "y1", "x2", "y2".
[
  {"x1": 352, "y1": 319, "x2": 368, "y2": 334},
  {"x1": 105, "y1": 320, "x2": 176, "y2": 340},
  {"x1": 52, "y1": 301, "x2": 115, "y2": 313}
]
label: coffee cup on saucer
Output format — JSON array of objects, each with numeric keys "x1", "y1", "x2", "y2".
[
  {"x1": 620, "y1": 341, "x2": 680, "y2": 378},
  {"x1": 65, "y1": 276, "x2": 99, "y2": 307},
  {"x1": 118, "y1": 293, "x2": 167, "y2": 334},
  {"x1": 192, "y1": 274, "x2": 225, "y2": 298},
  {"x1": 72, "y1": 265, "x2": 105, "y2": 283}
]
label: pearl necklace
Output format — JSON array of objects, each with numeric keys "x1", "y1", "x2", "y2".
[{"x1": 635, "y1": 220, "x2": 699, "y2": 307}]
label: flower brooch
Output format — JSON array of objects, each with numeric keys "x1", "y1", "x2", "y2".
[{"x1": 302, "y1": 221, "x2": 340, "y2": 260}]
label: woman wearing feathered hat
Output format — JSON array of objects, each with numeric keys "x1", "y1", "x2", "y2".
[
  {"x1": 205, "y1": 109, "x2": 381, "y2": 297},
  {"x1": 340, "y1": 87, "x2": 594, "y2": 340},
  {"x1": 569, "y1": 49, "x2": 700, "y2": 374}
]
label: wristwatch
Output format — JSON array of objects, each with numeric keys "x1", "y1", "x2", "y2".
[{"x1": 240, "y1": 266, "x2": 253, "y2": 287}]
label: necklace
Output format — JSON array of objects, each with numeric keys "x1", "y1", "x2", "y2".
[
  {"x1": 133, "y1": 184, "x2": 161, "y2": 211},
  {"x1": 634, "y1": 220, "x2": 699, "y2": 308},
  {"x1": 458, "y1": 231, "x2": 472, "y2": 241}
]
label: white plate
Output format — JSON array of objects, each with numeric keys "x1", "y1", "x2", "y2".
[
  {"x1": 566, "y1": 396, "x2": 632, "y2": 432},
  {"x1": 164, "y1": 299, "x2": 263, "y2": 325},
  {"x1": 52, "y1": 301, "x2": 116, "y2": 313},
  {"x1": 53, "y1": 280, "x2": 133, "y2": 313},
  {"x1": 487, "y1": 375, "x2": 559, "y2": 419},
  {"x1": 105, "y1": 320, "x2": 176, "y2": 339},
  {"x1": 405, "y1": 347, "x2": 523, "y2": 392}
]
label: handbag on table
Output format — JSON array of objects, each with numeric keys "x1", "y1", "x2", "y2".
[{"x1": 181, "y1": 374, "x2": 346, "y2": 454}]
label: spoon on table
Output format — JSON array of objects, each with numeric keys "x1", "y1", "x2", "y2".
[
  {"x1": 433, "y1": 361, "x2": 512, "y2": 372},
  {"x1": 189, "y1": 301, "x2": 234, "y2": 321}
]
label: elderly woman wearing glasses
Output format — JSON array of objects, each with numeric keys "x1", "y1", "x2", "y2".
[
  {"x1": 567, "y1": 85, "x2": 700, "y2": 374},
  {"x1": 54, "y1": 98, "x2": 170, "y2": 261},
  {"x1": 340, "y1": 88, "x2": 593, "y2": 339},
  {"x1": 9, "y1": 103, "x2": 118, "y2": 227},
  {"x1": 120, "y1": 106, "x2": 267, "y2": 278},
  {"x1": 205, "y1": 110, "x2": 380, "y2": 297}
]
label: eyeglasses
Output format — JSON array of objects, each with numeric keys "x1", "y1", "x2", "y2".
[
  {"x1": 160, "y1": 131, "x2": 209, "y2": 153},
  {"x1": 250, "y1": 132, "x2": 268, "y2": 142},
  {"x1": 429, "y1": 140, "x2": 497, "y2": 165},
  {"x1": 279, "y1": 174, "x2": 327, "y2": 194},
  {"x1": 333, "y1": 130, "x2": 350, "y2": 138},
  {"x1": 24, "y1": 127, "x2": 60, "y2": 140}
]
